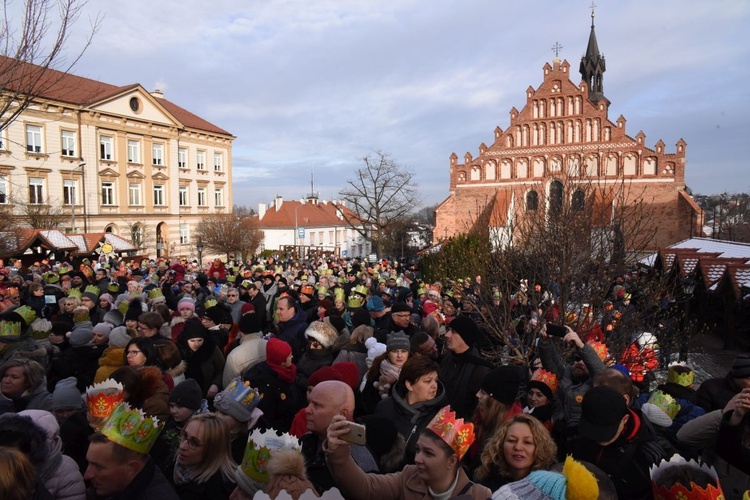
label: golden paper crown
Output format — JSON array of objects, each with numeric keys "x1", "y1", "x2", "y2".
[
  {"x1": 531, "y1": 368, "x2": 559, "y2": 395},
  {"x1": 67, "y1": 288, "x2": 82, "y2": 300},
  {"x1": 426, "y1": 406, "x2": 475, "y2": 460},
  {"x1": 148, "y1": 288, "x2": 164, "y2": 300},
  {"x1": 647, "y1": 390, "x2": 681, "y2": 421},
  {"x1": 226, "y1": 275, "x2": 236, "y2": 283},
  {"x1": 100, "y1": 402, "x2": 163, "y2": 455},
  {"x1": 0, "y1": 321, "x2": 22, "y2": 338},
  {"x1": 333, "y1": 288, "x2": 346, "y2": 302},
  {"x1": 668, "y1": 362, "x2": 695, "y2": 387},
  {"x1": 84, "y1": 284, "x2": 100, "y2": 298},
  {"x1": 347, "y1": 295, "x2": 364, "y2": 309},
  {"x1": 587, "y1": 340, "x2": 609, "y2": 361},
  {"x1": 316, "y1": 285, "x2": 328, "y2": 296},
  {"x1": 86, "y1": 379, "x2": 124, "y2": 421},
  {"x1": 240, "y1": 428, "x2": 301, "y2": 483},
  {"x1": 13, "y1": 305, "x2": 37, "y2": 326},
  {"x1": 352, "y1": 285, "x2": 369, "y2": 296},
  {"x1": 650, "y1": 454, "x2": 724, "y2": 500},
  {"x1": 204, "y1": 298, "x2": 218, "y2": 310}
]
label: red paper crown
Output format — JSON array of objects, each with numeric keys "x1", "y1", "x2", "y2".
[
  {"x1": 651, "y1": 455, "x2": 724, "y2": 500},
  {"x1": 531, "y1": 368, "x2": 559, "y2": 395},
  {"x1": 588, "y1": 340, "x2": 609, "y2": 361},
  {"x1": 86, "y1": 379, "x2": 124, "y2": 420},
  {"x1": 426, "y1": 406, "x2": 475, "y2": 459}
]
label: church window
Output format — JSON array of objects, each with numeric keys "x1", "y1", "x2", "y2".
[
  {"x1": 572, "y1": 190, "x2": 585, "y2": 211},
  {"x1": 549, "y1": 180, "x2": 563, "y2": 215},
  {"x1": 516, "y1": 159, "x2": 528, "y2": 179},
  {"x1": 501, "y1": 161, "x2": 512, "y2": 179},
  {"x1": 526, "y1": 191, "x2": 539, "y2": 211},
  {"x1": 624, "y1": 154, "x2": 637, "y2": 176},
  {"x1": 644, "y1": 157, "x2": 657, "y2": 175}
]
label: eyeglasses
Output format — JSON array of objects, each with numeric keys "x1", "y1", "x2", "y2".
[
  {"x1": 228, "y1": 294, "x2": 238, "y2": 297},
  {"x1": 126, "y1": 350, "x2": 142, "y2": 356},
  {"x1": 179, "y1": 431, "x2": 202, "y2": 450}
]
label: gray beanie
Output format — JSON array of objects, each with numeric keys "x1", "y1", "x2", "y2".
[
  {"x1": 67, "y1": 322, "x2": 93, "y2": 347},
  {"x1": 102, "y1": 309, "x2": 124, "y2": 327},
  {"x1": 52, "y1": 377, "x2": 83, "y2": 410},
  {"x1": 108, "y1": 326, "x2": 132, "y2": 348},
  {"x1": 92, "y1": 322, "x2": 113, "y2": 339}
]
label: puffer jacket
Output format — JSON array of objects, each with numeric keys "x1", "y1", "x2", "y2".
[
  {"x1": 93, "y1": 346, "x2": 125, "y2": 383},
  {"x1": 19, "y1": 409, "x2": 85, "y2": 500}
]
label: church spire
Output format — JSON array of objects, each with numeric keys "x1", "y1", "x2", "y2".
[{"x1": 579, "y1": 2, "x2": 608, "y2": 105}]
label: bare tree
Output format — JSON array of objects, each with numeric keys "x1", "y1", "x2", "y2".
[
  {"x1": 13, "y1": 194, "x2": 65, "y2": 228},
  {"x1": 0, "y1": 203, "x2": 22, "y2": 257},
  {"x1": 232, "y1": 204, "x2": 256, "y2": 217},
  {"x1": 195, "y1": 212, "x2": 264, "y2": 261},
  {"x1": 0, "y1": 0, "x2": 100, "y2": 131},
  {"x1": 339, "y1": 150, "x2": 420, "y2": 257}
]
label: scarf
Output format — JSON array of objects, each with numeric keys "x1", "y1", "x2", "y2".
[
  {"x1": 173, "y1": 460, "x2": 195, "y2": 485},
  {"x1": 268, "y1": 360, "x2": 297, "y2": 384},
  {"x1": 375, "y1": 358, "x2": 401, "y2": 399}
]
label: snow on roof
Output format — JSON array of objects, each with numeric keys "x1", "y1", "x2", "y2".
[
  {"x1": 641, "y1": 237, "x2": 750, "y2": 266},
  {"x1": 104, "y1": 233, "x2": 137, "y2": 251}
]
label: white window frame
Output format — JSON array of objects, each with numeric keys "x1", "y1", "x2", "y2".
[
  {"x1": 178, "y1": 185, "x2": 188, "y2": 206},
  {"x1": 26, "y1": 125, "x2": 43, "y2": 153},
  {"x1": 101, "y1": 182, "x2": 115, "y2": 206},
  {"x1": 63, "y1": 179, "x2": 77, "y2": 205},
  {"x1": 128, "y1": 183, "x2": 142, "y2": 206},
  {"x1": 100, "y1": 136, "x2": 113, "y2": 160},
  {"x1": 179, "y1": 223, "x2": 189, "y2": 244},
  {"x1": 0, "y1": 175, "x2": 7, "y2": 204},
  {"x1": 0, "y1": 129, "x2": 5, "y2": 150},
  {"x1": 61, "y1": 130, "x2": 76, "y2": 157},
  {"x1": 152, "y1": 143, "x2": 164, "y2": 166},
  {"x1": 127, "y1": 140, "x2": 140, "y2": 164},
  {"x1": 153, "y1": 184, "x2": 165, "y2": 206},
  {"x1": 214, "y1": 152, "x2": 223, "y2": 172},
  {"x1": 197, "y1": 187, "x2": 206, "y2": 206},
  {"x1": 214, "y1": 188, "x2": 223, "y2": 207},
  {"x1": 29, "y1": 177, "x2": 44, "y2": 204},
  {"x1": 178, "y1": 147, "x2": 188, "y2": 169},
  {"x1": 196, "y1": 150, "x2": 206, "y2": 170}
]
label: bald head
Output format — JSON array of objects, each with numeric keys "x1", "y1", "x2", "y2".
[{"x1": 305, "y1": 380, "x2": 355, "y2": 437}]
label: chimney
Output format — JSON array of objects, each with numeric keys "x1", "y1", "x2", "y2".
[
  {"x1": 258, "y1": 203, "x2": 267, "y2": 220},
  {"x1": 274, "y1": 196, "x2": 283, "y2": 212},
  {"x1": 151, "y1": 89, "x2": 164, "y2": 99}
]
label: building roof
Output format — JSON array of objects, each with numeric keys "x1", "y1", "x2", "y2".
[
  {"x1": 259, "y1": 199, "x2": 359, "y2": 229},
  {"x1": 0, "y1": 56, "x2": 231, "y2": 136},
  {"x1": 14, "y1": 229, "x2": 136, "y2": 254}
]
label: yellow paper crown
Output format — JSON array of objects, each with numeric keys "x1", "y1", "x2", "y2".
[
  {"x1": 67, "y1": 288, "x2": 82, "y2": 300},
  {"x1": 426, "y1": 406, "x2": 475, "y2": 460},
  {"x1": 347, "y1": 295, "x2": 364, "y2": 309},
  {"x1": 204, "y1": 298, "x2": 218, "y2": 310},
  {"x1": 148, "y1": 288, "x2": 164, "y2": 300},
  {"x1": 647, "y1": 390, "x2": 681, "y2": 421},
  {"x1": 240, "y1": 428, "x2": 301, "y2": 483},
  {"x1": 43, "y1": 271, "x2": 59, "y2": 284},
  {"x1": 668, "y1": 362, "x2": 695, "y2": 387},
  {"x1": 333, "y1": 288, "x2": 346, "y2": 302},
  {"x1": 352, "y1": 285, "x2": 369, "y2": 296},
  {"x1": 650, "y1": 454, "x2": 724, "y2": 500},
  {"x1": 13, "y1": 305, "x2": 37, "y2": 326},
  {"x1": 316, "y1": 285, "x2": 328, "y2": 296},
  {"x1": 531, "y1": 368, "x2": 559, "y2": 395},
  {"x1": 84, "y1": 284, "x2": 100, "y2": 297},
  {"x1": 100, "y1": 402, "x2": 163, "y2": 455},
  {"x1": 0, "y1": 321, "x2": 22, "y2": 338}
]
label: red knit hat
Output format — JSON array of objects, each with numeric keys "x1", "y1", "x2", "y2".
[
  {"x1": 331, "y1": 362, "x2": 359, "y2": 390},
  {"x1": 307, "y1": 366, "x2": 340, "y2": 387},
  {"x1": 241, "y1": 302, "x2": 255, "y2": 315},
  {"x1": 266, "y1": 338, "x2": 292, "y2": 366}
]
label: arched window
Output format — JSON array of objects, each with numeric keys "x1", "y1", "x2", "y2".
[
  {"x1": 526, "y1": 191, "x2": 539, "y2": 211},
  {"x1": 572, "y1": 190, "x2": 585, "y2": 211},
  {"x1": 549, "y1": 180, "x2": 563, "y2": 215}
]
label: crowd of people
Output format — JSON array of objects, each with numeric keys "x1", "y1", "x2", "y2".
[{"x1": 0, "y1": 254, "x2": 747, "y2": 499}]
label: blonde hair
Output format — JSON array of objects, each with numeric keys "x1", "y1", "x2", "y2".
[
  {"x1": 178, "y1": 413, "x2": 236, "y2": 483},
  {"x1": 0, "y1": 446, "x2": 36, "y2": 500},
  {"x1": 475, "y1": 413, "x2": 557, "y2": 481}
]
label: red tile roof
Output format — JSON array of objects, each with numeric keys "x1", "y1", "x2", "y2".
[
  {"x1": 0, "y1": 56, "x2": 231, "y2": 136},
  {"x1": 259, "y1": 200, "x2": 358, "y2": 228}
]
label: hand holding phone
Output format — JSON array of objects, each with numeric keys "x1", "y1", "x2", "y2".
[
  {"x1": 339, "y1": 421, "x2": 366, "y2": 446},
  {"x1": 546, "y1": 322, "x2": 567, "y2": 338}
]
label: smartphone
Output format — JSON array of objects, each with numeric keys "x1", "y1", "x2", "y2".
[
  {"x1": 339, "y1": 421, "x2": 366, "y2": 446},
  {"x1": 546, "y1": 323, "x2": 567, "y2": 338},
  {"x1": 44, "y1": 295, "x2": 57, "y2": 304}
]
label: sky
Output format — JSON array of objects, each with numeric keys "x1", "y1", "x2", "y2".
[{"x1": 54, "y1": 0, "x2": 750, "y2": 211}]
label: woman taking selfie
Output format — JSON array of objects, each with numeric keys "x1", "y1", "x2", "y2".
[{"x1": 325, "y1": 405, "x2": 491, "y2": 499}]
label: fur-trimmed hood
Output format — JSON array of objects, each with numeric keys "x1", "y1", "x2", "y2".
[
  {"x1": 166, "y1": 360, "x2": 187, "y2": 379},
  {"x1": 138, "y1": 365, "x2": 169, "y2": 400}
]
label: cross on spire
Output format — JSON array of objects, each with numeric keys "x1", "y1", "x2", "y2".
[
  {"x1": 589, "y1": 1, "x2": 597, "y2": 26},
  {"x1": 551, "y1": 42, "x2": 563, "y2": 58}
]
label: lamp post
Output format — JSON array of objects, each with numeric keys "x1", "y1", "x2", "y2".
[{"x1": 196, "y1": 241, "x2": 204, "y2": 268}]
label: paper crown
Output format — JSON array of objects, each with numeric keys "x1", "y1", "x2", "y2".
[
  {"x1": 86, "y1": 379, "x2": 124, "y2": 430},
  {"x1": 13, "y1": 305, "x2": 37, "y2": 326},
  {"x1": 67, "y1": 288, "x2": 82, "y2": 300},
  {"x1": 587, "y1": 340, "x2": 609, "y2": 361},
  {"x1": 148, "y1": 288, "x2": 164, "y2": 300},
  {"x1": 426, "y1": 406, "x2": 475, "y2": 460},
  {"x1": 352, "y1": 285, "x2": 369, "y2": 296},
  {"x1": 668, "y1": 362, "x2": 695, "y2": 387},
  {"x1": 216, "y1": 377, "x2": 262, "y2": 414},
  {"x1": 647, "y1": 390, "x2": 681, "y2": 421},
  {"x1": 650, "y1": 454, "x2": 723, "y2": 500},
  {"x1": 0, "y1": 321, "x2": 22, "y2": 338},
  {"x1": 333, "y1": 288, "x2": 346, "y2": 302},
  {"x1": 43, "y1": 271, "x2": 59, "y2": 284},
  {"x1": 240, "y1": 428, "x2": 301, "y2": 484},
  {"x1": 107, "y1": 282, "x2": 120, "y2": 293},
  {"x1": 417, "y1": 287, "x2": 427, "y2": 296},
  {"x1": 316, "y1": 285, "x2": 328, "y2": 296},
  {"x1": 300, "y1": 284, "x2": 315, "y2": 296},
  {"x1": 2, "y1": 287, "x2": 18, "y2": 297},
  {"x1": 100, "y1": 402, "x2": 163, "y2": 455},
  {"x1": 84, "y1": 284, "x2": 100, "y2": 298},
  {"x1": 347, "y1": 295, "x2": 364, "y2": 309},
  {"x1": 117, "y1": 299, "x2": 130, "y2": 315},
  {"x1": 531, "y1": 368, "x2": 559, "y2": 395},
  {"x1": 300, "y1": 275, "x2": 308, "y2": 281},
  {"x1": 226, "y1": 275, "x2": 237, "y2": 283},
  {"x1": 241, "y1": 279, "x2": 253, "y2": 289},
  {"x1": 204, "y1": 298, "x2": 218, "y2": 310}
]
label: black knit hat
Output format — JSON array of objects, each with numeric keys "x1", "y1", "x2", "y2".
[
  {"x1": 391, "y1": 302, "x2": 411, "y2": 313},
  {"x1": 579, "y1": 385, "x2": 628, "y2": 443},
  {"x1": 238, "y1": 313, "x2": 261, "y2": 334},
  {"x1": 203, "y1": 306, "x2": 224, "y2": 325},
  {"x1": 447, "y1": 316, "x2": 480, "y2": 348},
  {"x1": 481, "y1": 365, "x2": 522, "y2": 405},
  {"x1": 182, "y1": 318, "x2": 207, "y2": 340},
  {"x1": 169, "y1": 378, "x2": 202, "y2": 411},
  {"x1": 125, "y1": 299, "x2": 143, "y2": 322},
  {"x1": 731, "y1": 355, "x2": 750, "y2": 379}
]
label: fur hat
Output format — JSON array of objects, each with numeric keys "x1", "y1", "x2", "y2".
[
  {"x1": 265, "y1": 450, "x2": 317, "y2": 499},
  {"x1": 304, "y1": 321, "x2": 339, "y2": 348}
]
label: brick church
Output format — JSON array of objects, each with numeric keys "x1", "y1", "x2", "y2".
[{"x1": 433, "y1": 13, "x2": 702, "y2": 252}]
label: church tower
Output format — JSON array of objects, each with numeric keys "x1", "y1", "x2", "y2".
[{"x1": 579, "y1": 8, "x2": 609, "y2": 106}]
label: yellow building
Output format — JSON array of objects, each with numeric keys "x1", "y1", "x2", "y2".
[{"x1": 0, "y1": 57, "x2": 234, "y2": 259}]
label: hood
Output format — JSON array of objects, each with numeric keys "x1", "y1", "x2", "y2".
[
  {"x1": 17, "y1": 409, "x2": 62, "y2": 456},
  {"x1": 392, "y1": 380, "x2": 446, "y2": 419}
]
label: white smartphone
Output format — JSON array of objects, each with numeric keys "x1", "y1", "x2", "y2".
[{"x1": 340, "y1": 421, "x2": 366, "y2": 446}]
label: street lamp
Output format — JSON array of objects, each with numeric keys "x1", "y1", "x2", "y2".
[{"x1": 196, "y1": 241, "x2": 204, "y2": 268}]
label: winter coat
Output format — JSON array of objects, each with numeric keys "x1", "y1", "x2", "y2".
[
  {"x1": 94, "y1": 346, "x2": 125, "y2": 383},
  {"x1": 439, "y1": 347, "x2": 493, "y2": 420},
  {"x1": 1, "y1": 383, "x2": 53, "y2": 413},
  {"x1": 301, "y1": 432, "x2": 378, "y2": 495},
  {"x1": 538, "y1": 338, "x2": 606, "y2": 428},
  {"x1": 242, "y1": 362, "x2": 300, "y2": 433},
  {"x1": 696, "y1": 373, "x2": 742, "y2": 412},
  {"x1": 333, "y1": 343, "x2": 369, "y2": 385},
  {"x1": 132, "y1": 366, "x2": 171, "y2": 423},
  {"x1": 222, "y1": 333, "x2": 267, "y2": 388},
  {"x1": 49, "y1": 343, "x2": 105, "y2": 392},
  {"x1": 59, "y1": 409, "x2": 93, "y2": 474},
  {"x1": 324, "y1": 440, "x2": 490, "y2": 500},
  {"x1": 179, "y1": 341, "x2": 225, "y2": 396},
  {"x1": 374, "y1": 381, "x2": 446, "y2": 462},
  {"x1": 86, "y1": 457, "x2": 179, "y2": 500},
  {"x1": 276, "y1": 308, "x2": 308, "y2": 360},
  {"x1": 295, "y1": 348, "x2": 334, "y2": 390},
  {"x1": 170, "y1": 468, "x2": 234, "y2": 500}
]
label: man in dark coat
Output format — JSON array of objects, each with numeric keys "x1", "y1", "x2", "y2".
[
  {"x1": 275, "y1": 296, "x2": 307, "y2": 361},
  {"x1": 696, "y1": 354, "x2": 750, "y2": 412},
  {"x1": 438, "y1": 316, "x2": 492, "y2": 419}
]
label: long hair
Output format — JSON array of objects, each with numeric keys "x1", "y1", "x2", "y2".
[
  {"x1": 178, "y1": 413, "x2": 236, "y2": 483},
  {"x1": 474, "y1": 413, "x2": 557, "y2": 481},
  {"x1": 0, "y1": 446, "x2": 37, "y2": 500},
  {"x1": 473, "y1": 395, "x2": 514, "y2": 449}
]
